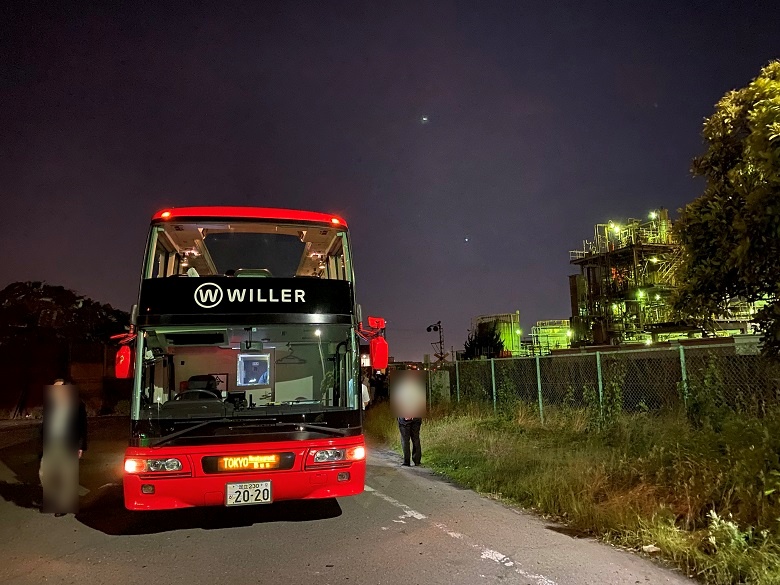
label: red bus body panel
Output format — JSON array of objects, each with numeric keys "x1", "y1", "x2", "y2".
[
  {"x1": 123, "y1": 435, "x2": 366, "y2": 511},
  {"x1": 152, "y1": 206, "x2": 347, "y2": 227}
]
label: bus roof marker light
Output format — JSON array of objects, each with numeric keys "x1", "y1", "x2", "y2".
[
  {"x1": 331, "y1": 217, "x2": 341, "y2": 225},
  {"x1": 160, "y1": 210, "x2": 172, "y2": 219}
]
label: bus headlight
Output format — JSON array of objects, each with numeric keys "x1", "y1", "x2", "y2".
[
  {"x1": 310, "y1": 446, "x2": 366, "y2": 465},
  {"x1": 348, "y1": 446, "x2": 366, "y2": 461},
  {"x1": 124, "y1": 458, "x2": 183, "y2": 473},
  {"x1": 124, "y1": 458, "x2": 146, "y2": 473},
  {"x1": 313, "y1": 449, "x2": 346, "y2": 463}
]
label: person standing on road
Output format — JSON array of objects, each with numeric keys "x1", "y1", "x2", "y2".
[
  {"x1": 390, "y1": 370, "x2": 426, "y2": 467},
  {"x1": 397, "y1": 416, "x2": 422, "y2": 467},
  {"x1": 39, "y1": 380, "x2": 87, "y2": 517}
]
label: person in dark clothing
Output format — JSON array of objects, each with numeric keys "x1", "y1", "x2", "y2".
[
  {"x1": 398, "y1": 417, "x2": 422, "y2": 466},
  {"x1": 39, "y1": 380, "x2": 87, "y2": 516},
  {"x1": 390, "y1": 369, "x2": 426, "y2": 467}
]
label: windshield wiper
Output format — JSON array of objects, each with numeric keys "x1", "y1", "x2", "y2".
[
  {"x1": 149, "y1": 418, "x2": 351, "y2": 446},
  {"x1": 277, "y1": 422, "x2": 349, "y2": 437},
  {"x1": 151, "y1": 420, "x2": 217, "y2": 447}
]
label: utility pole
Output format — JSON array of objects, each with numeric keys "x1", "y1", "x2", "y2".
[{"x1": 426, "y1": 321, "x2": 447, "y2": 363}]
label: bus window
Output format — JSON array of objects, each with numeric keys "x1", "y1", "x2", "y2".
[{"x1": 142, "y1": 221, "x2": 353, "y2": 281}]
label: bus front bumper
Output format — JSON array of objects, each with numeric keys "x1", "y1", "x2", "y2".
[{"x1": 123, "y1": 460, "x2": 366, "y2": 510}]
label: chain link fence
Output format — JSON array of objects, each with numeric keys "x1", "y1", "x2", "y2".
[{"x1": 440, "y1": 344, "x2": 780, "y2": 421}]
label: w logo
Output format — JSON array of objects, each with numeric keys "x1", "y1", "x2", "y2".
[{"x1": 193, "y1": 282, "x2": 224, "y2": 309}]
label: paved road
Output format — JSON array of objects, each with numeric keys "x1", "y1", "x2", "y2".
[{"x1": 0, "y1": 418, "x2": 691, "y2": 585}]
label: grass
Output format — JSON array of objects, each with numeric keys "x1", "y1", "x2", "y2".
[{"x1": 364, "y1": 401, "x2": 780, "y2": 584}]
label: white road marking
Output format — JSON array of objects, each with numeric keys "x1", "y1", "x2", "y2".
[
  {"x1": 365, "y1": 484, "x2": 558, "y2": 585},
  {"x1": 434, "y1": 523, "x2": 463, "y2": 539},
  {"x1": 365, "y1": 487, "x2": 427, "y2": 519}
]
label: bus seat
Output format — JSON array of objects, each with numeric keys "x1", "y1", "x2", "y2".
[
  {"x1": 187, "y1": 375, "x2": 220, "y2": 398},
  {"x1": 235, "y1": 268, "x2": 272, "y2": 277}
]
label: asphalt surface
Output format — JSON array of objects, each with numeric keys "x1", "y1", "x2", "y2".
[{"x1": 0, "y1": 418, "x2": 692, "y2": 585}]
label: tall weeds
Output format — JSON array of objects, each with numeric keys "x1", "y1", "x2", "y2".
[{"x1": 365, "y1": 402, "x2": 780, "y2": 584}]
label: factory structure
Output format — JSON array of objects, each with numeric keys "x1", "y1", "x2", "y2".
[
  {"x1": 568, "y1": 208, "x2": 761, "y2": 346},
  {"x1": 460, "y1": 206, "x2": 763, "y2": 360},
  {"x1": 469, "y1": 312, "x2": 573, "y2": 356}
]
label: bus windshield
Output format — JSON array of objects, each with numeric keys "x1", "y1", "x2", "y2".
[
  {"x1": 145, "y1": 220, "x2": 351, "y2": 281},
  {"x1": 133, "y1": 323, "x2": 359, "y2": 422}
]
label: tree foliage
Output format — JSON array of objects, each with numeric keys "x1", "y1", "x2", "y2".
[
  {"x1": 674, "y1": 61, "x2": 780, "y2": 357},
  {"x1": 0, "y1": 281, "x2": 129, "y2": 346},
  {"x1": 463, "y1": 321, "x2": 504, "y2": 360}
]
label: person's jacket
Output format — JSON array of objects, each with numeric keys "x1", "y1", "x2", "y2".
[{"x1": 39, "y1": 400, "x2": 88, "y2": 457}]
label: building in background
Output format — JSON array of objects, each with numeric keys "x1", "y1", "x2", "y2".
[
  {"x1": 568, "y1": 208, "x2": 761, "y2": 346},
  {"x1": 531, "y1": 319, "x2": 572, "y2": 353},
  {"x1": 470, "y1": 311, "x2": 522, "y2": 356}
]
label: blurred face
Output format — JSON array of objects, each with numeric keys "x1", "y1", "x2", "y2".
[
  {"x1": 48, "y1": 383, "x2": 74, "y2": 404},
  {"x1": 390, "y1": 371, "x2": 426, "y2": 418}
]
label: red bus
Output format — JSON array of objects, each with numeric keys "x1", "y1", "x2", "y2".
[{"x1": 120, "y1": 206, "x2": 387, "y2": 510}]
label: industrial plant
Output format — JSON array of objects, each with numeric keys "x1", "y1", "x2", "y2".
[
  {"x1": 568, "y1": 208, "x2": 761, "y2": 346},
  {"x1": 458, "y1": 206, "x2": 764, "y2": 360}
]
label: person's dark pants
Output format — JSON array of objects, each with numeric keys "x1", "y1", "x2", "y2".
[{"x1": 398, "y1": 418, "x2": 422, "y2": 466}]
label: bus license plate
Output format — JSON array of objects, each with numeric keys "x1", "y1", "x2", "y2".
[{"x1": 225, "y1": 481, "x2": 272, "y2": 506}]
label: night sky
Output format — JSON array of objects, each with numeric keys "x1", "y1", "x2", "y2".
[{"x1": 2, "y1": 1, "x2": 778, "y2": 360}]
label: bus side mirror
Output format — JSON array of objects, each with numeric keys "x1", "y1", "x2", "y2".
[
  {"x1": 130, "y1": 304, "x2": 138, "y2": 326},
  {"x1": 367, "y1": 316, "x2": 385, "y2": 329},
  {"x1": 369, "y1": 337, "x2": 389, "y2": 370},
  {"x1": 115, "y1": 345, "x2": 135, "y2": 379}
]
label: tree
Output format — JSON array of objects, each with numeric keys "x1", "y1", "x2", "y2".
[
  {"x1": 673, "y1": 61, "x2": 780, "y2": 357},
  {"x1": 463, "y1": 321, "x2": 504, "y2": 360},
  {"x1": 0, "y1": 281, "x2": 129, "y2": 345}
]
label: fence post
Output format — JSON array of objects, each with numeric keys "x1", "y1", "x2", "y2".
[
  {"x1": 596, "y1": 351, "x2": 604, "y2": 416},
  {"x1": 535, "y1": 355, "x2": 544, "y2": 424},
  {"x1": 679, "y1": 345, "x2": 688, "y2": 406},
  {"x1": 490, "y1": 358, "x2": 497, "y2": 414},
  {"x1": 455, "y1": 359, "x2": 460, "y2": 403}
]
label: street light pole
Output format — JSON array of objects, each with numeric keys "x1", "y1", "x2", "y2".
[{"x1": 426, "y1": 321, "x2": 446, "y2": 363}]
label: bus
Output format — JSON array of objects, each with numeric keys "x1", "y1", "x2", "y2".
[{"x1": 118, "y1": 206, "x2": 387, "y2": 510}]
